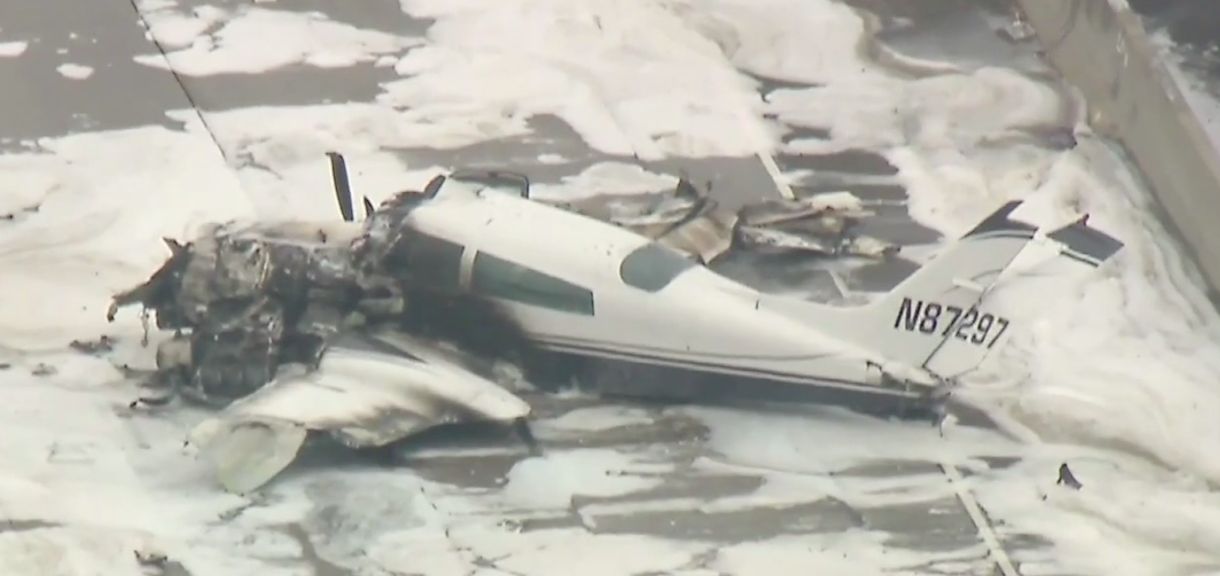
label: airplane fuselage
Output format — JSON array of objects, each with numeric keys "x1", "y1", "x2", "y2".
[{"x1": 397, "y1": 179, "x2": 936, "y2": 414}]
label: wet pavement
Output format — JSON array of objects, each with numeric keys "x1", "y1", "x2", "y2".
[
  {"x1": 0, "y1": 0, "x2": 1074, "y2": 574},
  {"x1": 274, "y1": 390, "x2": 1039, "y2": 576},
  {"x1": 0, "y1": 0, "x2": 193, "y2": 140}
]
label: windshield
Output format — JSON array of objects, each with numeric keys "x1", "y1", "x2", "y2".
[{"x1": 619, "y1": 242, "x2": 696, "y2": 292}]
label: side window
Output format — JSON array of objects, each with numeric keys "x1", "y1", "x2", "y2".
[
  {"x1": 471, "y1": 251, "x2": 594, "y2": 315},
  {"x1": 386, "y1": 231, "x2": 464, "y2": 289},
  {"x1": 619, "y1": 242, "x2": 695, "y2": 292}
]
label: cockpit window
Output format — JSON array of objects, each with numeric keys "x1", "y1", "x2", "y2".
[
  {"x1": 619, "y1": 242, "x2": 696, "y2": 292},
  {"x1": 385, "y1": 231, "x2": 464, "y2": 289},
  {"x1": 472, "y1": 251, "x2": 595, "y2": 315}
]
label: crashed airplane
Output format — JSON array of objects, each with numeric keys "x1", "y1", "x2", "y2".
[{"x1": 107, "y1": 153, "x2": 1124, "y2": 493}]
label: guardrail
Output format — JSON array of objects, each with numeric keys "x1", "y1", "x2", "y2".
[{"x1": 1015, "y1": 0, "x2": 1220, "y2": 298}]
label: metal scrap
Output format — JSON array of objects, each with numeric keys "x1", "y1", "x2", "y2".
[
  {"x1": 69, "y1": 335, "x2": 116, "y2": 355},
  {"x1": 111, "y1": 222, "x2": 370, "y2": 406},
  {"x1": 541, "y1": 178, "x2": 896, "y2": 264}
]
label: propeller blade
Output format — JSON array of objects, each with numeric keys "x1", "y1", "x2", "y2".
[{"x1": 327, "y1": 152, "x2": 355, "y2": 222}]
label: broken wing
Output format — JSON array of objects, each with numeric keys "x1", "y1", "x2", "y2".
[{"x1": 187, "y1": 329, "x2": 531, "y2": 493}]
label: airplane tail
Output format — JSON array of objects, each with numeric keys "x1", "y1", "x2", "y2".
[
  {"x1": 762, "y1": 200, "x2": 1124, "y2": 382},
  {"x1": 921, "y1": 213, "x2": 1123, "y2": 378}
]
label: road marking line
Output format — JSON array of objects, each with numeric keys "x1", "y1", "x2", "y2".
[
  {"x1": 745, "y1": 116, "x2": 797, "y2": 200},
  {"x1": 728, "y1": 95, "x2": 796, "y2": 200},
  {"x1": 126, "y1": 0, "x2": 231, "y2": 165},
  {"x1": 756, "y1": 149, "x2": 796, "y2": 200},
  {"x1": 940, "y1": 460, "x2": 1021, "y2": 576}
]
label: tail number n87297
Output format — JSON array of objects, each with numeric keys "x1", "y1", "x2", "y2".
[{"x1": 892, "y1": 297, "x2": 1009, "y2": 348}]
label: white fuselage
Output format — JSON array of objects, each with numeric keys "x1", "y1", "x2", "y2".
[{"x1": 401, "y1": 180, "x2": 916, "y2": 400}]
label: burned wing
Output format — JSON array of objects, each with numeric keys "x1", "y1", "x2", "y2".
[
  {"x1": 187, "y1": 329, "x2": 533, "y2": 494},
  {"x1": 108, "y1": 156, "x2": 541, "y2": 415}
]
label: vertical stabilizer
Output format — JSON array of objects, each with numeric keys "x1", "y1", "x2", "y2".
[{"x1": 762, "y1": 201, "x2": 1037, "y2": 375}]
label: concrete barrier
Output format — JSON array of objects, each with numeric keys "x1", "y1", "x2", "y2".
[{"x1": 1015, "y1": 0, "x2": 1220, "y2": 298}]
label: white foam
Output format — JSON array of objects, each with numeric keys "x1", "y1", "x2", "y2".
[
  {"x1": 766, "y1": 67, "x2": 1066, "y2": 159},
  {"x1": 680, "y1": 404, "x2": 1015, "y2": 473},
  {"x1": 677, "y1": 0, "x2": 875, "y2": 85},
  {"x1": 0, "y1": 124, "x2": 252, "y2": 351},
  {"x1": 181, "y1": 101, "x2": 507, "y2": 182},
  {"x1": 651, "y1": 0, "x2": 1220, "y2": 568},
  {"x1": 135, "y1": 7, "x2": 419, "y2": 76},
  {"x1": 927, "y1": 137, "x2": 1220, "y2": 480},
  {"x1": 537, "y1": 405, "x2": 656, "y2": 433},
  {"x1": 289, "y1": 469, "x2": 441, "y2": 564},
  {"x1": 138, "y1": 4, "x2": 229, "y2": 49},
  {"x1": 369, "y1": 521, "x2": 709, "y2": 576},
  {"x1": 4, "y1": 1, "x2": 1217, "y2": 573},
  {"x1": 165, "y1": 105, "x2": 453, "y2": 219},
  {"x1": 56, "y1": 63, "x2": 93, "y2": 80},
  {"x1": 829, "y1": 70, "x2": 1220, "y2": 575},
  {"x1": 0, "y1": 354, "x2": 318, "y2": 576},
  {"x1": 713, "y1": 531, "x2": 931, "y2": 576},
  {"x1": 386, "y1": 0, "x2": 768, "y2": 160},
  {"x1": 447, "y1": 526, "x2": 706, "y2": 576},
  {"x1": 500, "y1": 448, "x2": 667, "y2": 509},
  {"x1": 0, "y1": 527, "x2": 148, "y2": 576},
  {"x1": 274, "y1": 463, "x2": 708, "y2": 575},
  {"x1": 0, "y1": 41, "x2": 27, "y2": 57},
  {"x1": 528, "y1": 162, "x2": 677, "y2": 201},
  {"x1": 937, "y1": 145, "x2": 1220, "y2": 575},
  {"x1": 971, "y1": 448, "x2": 1220, "y2": 576},
  {"x1": 1147, "y1": 28, "x2": 1220, "y2": 170},
  {"x1": 570, "y1": 2, "x2": 1220, "y2": 570}
]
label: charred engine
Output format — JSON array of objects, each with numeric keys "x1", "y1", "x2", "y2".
[
  {"x1": 109, "y1": 221, "x2": 358, "y2": 405},
  {"x1": 109, "y1": 175, "x2": 532, "y2": 408}
]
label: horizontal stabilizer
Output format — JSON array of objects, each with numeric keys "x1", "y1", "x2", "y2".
[
  {"x1": 762, "y1": 200, "x2": 1040, "y2": 383},
  {"x1": 919, "y1": 214, "x2": 1125, "y2": 378},
  {"x1": 1047, "y1": 215, "x2": 1124, "y2": 267}
]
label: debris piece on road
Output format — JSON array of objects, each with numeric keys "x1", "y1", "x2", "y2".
[
  {"x1": 69, "y1": 335, "x2": 115, "y2": 355},
  {"x1": 134, "y1": 549, "x2": 167, "y2": 567},
  {"x1": 31, "y1": 363, "x2": 56, "y2": 377},
  {"x1": 1057, "y1": 462, "x2": 1082, "y2": 490}
]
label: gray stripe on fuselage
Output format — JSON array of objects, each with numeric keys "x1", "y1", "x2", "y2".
[{"x1": 530, "y1": 336, "x2": 918, "y2": 397}]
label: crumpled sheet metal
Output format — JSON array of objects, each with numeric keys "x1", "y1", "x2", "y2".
[
  {"x1": 737, "y1": 191, "x2": 870, "y2": 227},
  {"x1": 546, "y1": 181, "x2": 895, "y2": 264},
  {"x1": 736, "y1": 225, "x2": 836, "y2": 255},
  {"x1": 187, "y1": 331, "x2": 531, "y2": 493},
  {"x1": 654, "y1": 199, "x2": 739, "y2": 264}
]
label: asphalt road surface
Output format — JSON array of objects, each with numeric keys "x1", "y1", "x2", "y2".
[{"x1": 0, "y1": 1, "x2": 1080, "y2": 574}]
